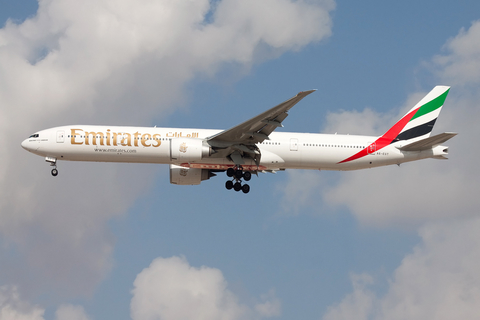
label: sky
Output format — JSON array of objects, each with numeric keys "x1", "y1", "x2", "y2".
[{"x1": 1, "y1": 0, "x2": 480, "y2": 319}]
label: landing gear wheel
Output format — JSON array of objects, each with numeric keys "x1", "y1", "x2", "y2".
[
  {"x1": 241, "y1": 184, "x2": 250, "y2": 194},
  {"x1": 233, "y1": 182, "x2": 242, "y2": 192},
  {"x1": 51, "y1": 168, "x2": 58, "y2": 177},
  {"x1": 243, "y1": 171, "x2": 252, "y2": 181},
  {"x1": 226, "y1": 168, "x2": 235, "y2": 177},
  {"x1": 234, "y1": 170, "x2": 243, "y2": 179},
  {"x1": 225, "y1": 180, "x2": 233, "y2": 190}
]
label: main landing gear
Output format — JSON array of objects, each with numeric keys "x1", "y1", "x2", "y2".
[{"x1": 225, "y1": 167, "x2": 251, "y2": 194}]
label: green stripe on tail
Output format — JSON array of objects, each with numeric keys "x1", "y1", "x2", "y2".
[{"x1": 410, "y1": 88, "x2": 450, "y2": 121}]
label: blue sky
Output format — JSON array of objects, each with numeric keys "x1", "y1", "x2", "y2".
[{"x1": 1, "y1": 1, "x2": 480, "y2": 320}]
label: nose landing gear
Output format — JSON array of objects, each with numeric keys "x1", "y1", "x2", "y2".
[
  {"x1": 46, "y1": 157, "x2": 58, "y2": 177},
  {"x1": 225, "y1": 167, "x2": 251, "y2": 193}
]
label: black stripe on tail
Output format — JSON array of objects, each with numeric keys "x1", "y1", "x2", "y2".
[{"x1": 392, "y1": 118, "x2": 437, "y2": 143}]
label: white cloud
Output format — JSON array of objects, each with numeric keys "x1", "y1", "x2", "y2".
[
  {"x1": 0, "y1": 286, "x2": 45, "y2": 320},
  {"x1": 320, "y1": 91, "x2": 428, "y2": 137},
  {"x1": 131, "y1": 256, "x2": 280, "y2": 320},
  {"x1": 321, "y1": 108, "x2": 390, "y2": 137},
  {"x1": 55, "y1": 304, "x2": 91, "y2": 320},
  {"x1": 277, "y1": 170, "x2": 326, "y2": 215},
  {"x1": 211, "y1": 0, "x2": 334, "y2": 61},
  {"x1": 434, "y1": 20, "x2": 480, "y2": 86},
  {"x1": 0, "y1": 286, "x2": 91, "y2": 320},
  {"x1": 323, "y1": 274, "x2": 375, "y2": 320},
  {"x1": 322, "y1": 217, "x2": 480, "y2": 320},
  {"x1": 0, "y1": 162, "x2": 152, "y2": 297},
  {"x1": 255, "y1": 289, "x2": 282, "y2": 318},
  {"x1": 0, "y1": 0, "x2": 335, "y2": 299}
]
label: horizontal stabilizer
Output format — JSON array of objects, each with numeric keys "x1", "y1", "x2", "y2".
[{"x1": 398, "y1": 132, "x2": 457, "y2": 151}]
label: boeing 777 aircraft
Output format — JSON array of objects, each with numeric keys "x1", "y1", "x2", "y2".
[{"x1": 21, "y1": 86, "x2": 456, "y2": 194}]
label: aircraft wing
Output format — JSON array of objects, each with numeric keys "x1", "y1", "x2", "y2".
[{"x1": 207, "y1": 90, "x2": 316, "y2": 145}]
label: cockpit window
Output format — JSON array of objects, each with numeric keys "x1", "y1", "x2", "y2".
[{"x1": 29, "y1": 134, "x2": 39, "y2": 138}]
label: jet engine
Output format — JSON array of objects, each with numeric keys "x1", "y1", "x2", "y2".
[
  {"x1": 170, "y1": 138, "x2": 212, "y2": 162},
  {"x1": 169, "y1": 164, "x2": 216, "y2": 185}
]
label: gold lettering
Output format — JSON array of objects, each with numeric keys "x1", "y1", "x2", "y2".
[
  {"x1": 70, "y1": 129, "x2": 83, "y2": 145},
  {"x1": 70, "y1": 129, "x2": 171, "y2": 148},
  {"x1": 152, "y1": 134, "x2": 161, "y2": 147},
  {"x1": 141, "y1": 133, "x2": 152, "y2": 147},
  {"x1": 133, "y1": 132, "x2": 140, "y2": 147},
  {"x1": 85, "y1": 131, "x2": 105, "y2": 146},
  {"x1": 120, "y1": 133, "x2": 132, "y2": 146},
  {"x1": 112, "y1": 132, "x2": 118, "y2": 146}
]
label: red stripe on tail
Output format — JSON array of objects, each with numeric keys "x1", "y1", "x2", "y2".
[{"x1": 338, "y1": 107, "x2": 419, "y2": 164}]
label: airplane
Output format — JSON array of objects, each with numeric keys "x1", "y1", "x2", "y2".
[{"x1": 21, "y1": 86, "x2": 456, "y2": 194}]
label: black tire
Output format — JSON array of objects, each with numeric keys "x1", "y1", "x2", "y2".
[
  {"x1": 242, "y1": 184, "x2": 250, "y2": 194},
  {"x1": 226, "y1": 168, "x2": 235, "y2": 177},
  {"x1": 243, "y1": 171, "x2": 252, "y2": 181},
  {"x1": 51, "y1": 168, "x2": 58, "y2": 176},
  {"x1": 233, "y1": 182, "x2": 242, "y2": 192},
  {"x1": 225, "y1": 180, "x2": 233, "y2": 190},
  {"x1": 235, "y1": 170, "x2": 243, "y2": 179}
]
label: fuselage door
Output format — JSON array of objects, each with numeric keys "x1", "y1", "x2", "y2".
[
  {"x1": 290, "y1": 138, "x2": 298, "y2": 151},
  {"x1": 56, "y1": 130, "x2": 65, "y2": 143}
]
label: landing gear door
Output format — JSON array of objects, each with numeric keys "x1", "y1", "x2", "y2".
[
  {"x1": 290, "y1": 138, "x2": 298, "y2": 151},
  {"x1": 56, "y1": 130, "x2": 65, "y2": 143}
]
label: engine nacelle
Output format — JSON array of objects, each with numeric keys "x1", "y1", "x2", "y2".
[
  {"x1": 170, "y1": 138, "x2": 211, "y2": 162},
  {"x1": 169, "y1": 164, "x2": 215, "y2": 185}
]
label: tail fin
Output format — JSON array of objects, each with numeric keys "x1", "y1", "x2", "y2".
[
  {"x1": 392, "y1": 86, "x2": 450, "y2": 143},
  {"x1": 339, "y1": 86, "x2": 450, "y2": 164},
  {"x1": 376, "y1": 86, "x2": 450, "y2": 148}
]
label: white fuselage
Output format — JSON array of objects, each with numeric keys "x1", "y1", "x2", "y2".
[{"x1": 21, "y1": 125, "x2": 444, "y2": 172}]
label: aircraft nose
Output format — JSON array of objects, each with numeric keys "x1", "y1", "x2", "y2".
[{"x1": 21, "y1": 139, "x2": 30, "y2": 151}]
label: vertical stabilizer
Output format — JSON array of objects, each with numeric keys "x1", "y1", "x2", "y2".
[
  {"x1": 394, "y1": 85, "x2": 450, "y2": 143},
  {"x1": 339, "y1": 86, "x2": 450, "y2": 164}
]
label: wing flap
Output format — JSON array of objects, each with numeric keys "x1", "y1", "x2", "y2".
[{"x1": 398, "y1": 132, "x2": 457, "y2": 151}]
